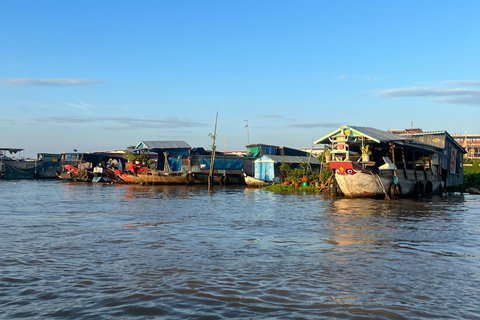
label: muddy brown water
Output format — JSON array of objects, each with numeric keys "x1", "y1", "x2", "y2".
[{"x1": 1, "y1": 180, "x2": 479, "y2": 319}]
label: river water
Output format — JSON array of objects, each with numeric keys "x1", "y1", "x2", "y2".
[{"x1": 0, "y1": 180, "x2": 479, "y2": 319}]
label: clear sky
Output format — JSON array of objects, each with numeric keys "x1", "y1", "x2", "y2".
[{"x1": 1, "y1": 1, "x2": 479, "y2": 157}]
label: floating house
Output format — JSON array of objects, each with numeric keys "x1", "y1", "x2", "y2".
[
  {"x1": 245, "y1": 143, "x2": 312, "y2": 180},
  {"x1": 254, "y1": 155, "x2": 321, "y2": 183},
  {"x1": 315, "y1": 125, "x2": 466, "y2": 198},
  {"x1": 133, "y1": 141, "x2": 249, "y2": 185},
  {"x1": 246, "y1": 143, "x2": 310, "y2": 158},
  {"x1": 0, "y1": 148, "x2": 62, "y2": 179},
  {"x1": 393, "y1": 130, "x2": 466, "y2": 188}
]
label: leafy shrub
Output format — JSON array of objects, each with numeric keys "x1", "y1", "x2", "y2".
[{"x1": 464, "y1": 173, "x2": 480, "y2": 188}]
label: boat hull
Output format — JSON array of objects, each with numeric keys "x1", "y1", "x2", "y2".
[
  {"x1": 114, "y1": 169, "x2": 144, "y2": 184},
  {"x1": 330, "y1": 161, "x2": 442, "y2": 198},
  {"x1": 244, "y1": 175, "x2": 271, "y2": 187},
  {"x1": 137, "y1": 171, "x2": 189, "y2": 185}
]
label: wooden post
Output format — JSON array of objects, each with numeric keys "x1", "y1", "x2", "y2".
[
  {"x1": 412, "y1": 150, "x2": 417, "y2": 181},
  {"x1": 401, "y1": 147, "x2": 407, "y2": 179},
  {"x1": 208, "y1": 112, "x2": 218, "y2": 191}
]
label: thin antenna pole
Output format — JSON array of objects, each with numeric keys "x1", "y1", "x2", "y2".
[{"x1": 243, "y1": 120, "x2": 249, "y2": 145}]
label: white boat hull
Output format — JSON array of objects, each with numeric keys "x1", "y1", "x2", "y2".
[{"x1": 331, "y1": 161, "x2": 442, "y2": 198}]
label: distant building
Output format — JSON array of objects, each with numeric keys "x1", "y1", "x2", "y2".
[
  {"x1": 299, "y1": 146, "x2": 324, "y2": 157},
  {"x1": 451, "y1": 133, "x2": 480, "y2": 159}
]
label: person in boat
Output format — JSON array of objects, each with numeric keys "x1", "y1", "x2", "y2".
[{"x1": 93, "y1": 163, "x2": 105, "y2": 177}]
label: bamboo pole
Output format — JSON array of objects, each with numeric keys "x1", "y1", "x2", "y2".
[{"x1": 208, "y1": 112, "x2": 218, "y2": 190}]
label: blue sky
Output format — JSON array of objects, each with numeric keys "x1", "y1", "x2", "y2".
[{"x1": 1, "y1": 1, "x2": 480, "y2": 157}]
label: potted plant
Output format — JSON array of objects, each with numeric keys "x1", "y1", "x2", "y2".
[
  {"x1": 323, "y1": 148, "x2": 331, "y2": 163},
  {"x1": 137, "y1": 153, "x2": 149, "y2": 165},
  {"x1": 123, "y1": 151, "x2": 138, "y2": 163},
  {"x1": 361, "y1": 145, "x2": 372, "y2": 162}
]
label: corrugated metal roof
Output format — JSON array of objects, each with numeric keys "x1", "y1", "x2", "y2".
[
  {"x1": 136, "y1": 141, "x2": 191, "y2": 150},
  {"x1": 398, "y1": 131, "x2": 466, "y2": 153},
  {"x1": 314, "y1": 125, "x2": 411, "y2": 144},
  {"x1": 349, "y1": 126, "x2": 411, "y2": 142},
  {"x1": 255, "y1": 155, "x2": 321, "y2": 165}
]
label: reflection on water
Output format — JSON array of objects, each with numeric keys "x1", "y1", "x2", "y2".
[{"x1": 0, "y1": 180, "x2": 479, "y2": 319}]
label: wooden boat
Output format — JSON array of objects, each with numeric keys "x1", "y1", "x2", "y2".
[
  {"x1": 114, "y1": 169, "x2": 144, "y2": 184},
  {"x1": 92, "y1": 167, "x2": 115, "y2": 183},
  {"x1": 64, "y1": 164, "x2": 94, "y2": 182},
  {"x1": 55, "y1": 170, "x2": 73, "y2": 180},
  {"x1": 315, "y1": 126, "x2": 466, "y2": 198},
  {"x1": 244, "y1": 174, "x2": 272, "y2": 187},
  {"x1": 137, "y1": 170, "x2": 189, "y2": 185}
]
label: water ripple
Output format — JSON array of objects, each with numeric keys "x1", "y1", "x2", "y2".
[{"x1": 0, "y1": 181, "x2": 479, "y2": 319}]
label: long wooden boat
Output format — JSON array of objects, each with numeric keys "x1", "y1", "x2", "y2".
[
  {"x1": 137, "y1": 170, "x2": 189, "y2": 185},
  {"x1": 244, "y1": 175, "x2": 272, "y2": 187},
  {"x1": 114, "y1": 169, "x2": 144, "y2": 184},
  {"x1": 315, "y1": 126, "x2": 466, "y2": 198}
]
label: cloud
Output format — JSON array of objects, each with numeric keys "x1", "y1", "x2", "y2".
[
  {"x1": 379, "y1": 83, "x2": 480, "y2": 107},
  {"x1": 67, "y1": 99, "x2": 92, "y2": 115},
  {"x1": 288, "y1": 122, "x2": 342, "y2": 128},
  {"x1": 258, "y1": 114, "x2": 282, "y2": 118},
  {"x1": 0, "y1": 78, "x2": 106, "y2": 87},
  {"x1": 379, "y1": 87, "x2": 480, "y2": 98},
  {"x1": 31, "y1": 116, "x2": 209, "y2": 130},
  {"x1": 444, "y1": 80, "x2": 480, "y2": 87}
]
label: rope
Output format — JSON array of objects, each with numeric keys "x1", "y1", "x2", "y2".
[{"x1": 368, "y1": 171, "x2": 390, "y2": 200}]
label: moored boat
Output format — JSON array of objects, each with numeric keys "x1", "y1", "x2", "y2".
[
  {"x1": 243, "y1": 174, "x2": 272, "y2": 187},
  {"x1": 315, "y1": 126, "x2": 466, "y2": 198},
  {"x1": 114, "y1": 169, "x2": 144, "y2": 184},
  {"x1": 137, "y1": 170, "x2": 189, "y2": 185},
  {"x1": 64, "y1": 164, "x2": 94, "y2": 182}
]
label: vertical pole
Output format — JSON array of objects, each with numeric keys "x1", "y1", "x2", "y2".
[
  {"x1": 401, "y1": 147, "x2": 407, "y2": 179},
  {"x1": 208, "y1": 112, "x2": 218, "y2": 190},
  {"x1": 244, "y1": 120, "x2": 249, "y2": 145}
]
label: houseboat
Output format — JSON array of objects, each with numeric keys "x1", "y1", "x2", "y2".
[
  {"x1": 0, "y1": 149, "x2": 62, "y2": 179},
  {"x1": 130, "y1": 141, "x2": 253, "y2": 185},
  {"x1": 315, "y1": 126, "x2": 466, "y2": 198}
]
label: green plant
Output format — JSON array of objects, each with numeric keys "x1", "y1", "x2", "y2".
[
  {"x1": 137, "y1": 153, "x2": 149, "y2": 163},
  {"x1": 464, "y1": 172, "x2": 480, "y2": 188},
  {"x1": 320, "y1": 167, "x2": 333, "y2": 181},
  {"x1": 464, "y1": 159, "x2": 480, "y2": 174},
  {"x1": 318, "y1": 148, "x2": 331, "y2": 163},
  {"x1": 361, "y1": 145, "x2": 372, "y2": 155},
  {"x1": 208, "y1": 133, "x2": 217, "y2": 152},
  {"x1": 123, "y1": 151, "x2": 138, "y2": 162},
  {"x1": 263, "y1": 183, "x2": 319, "y2": 193}
]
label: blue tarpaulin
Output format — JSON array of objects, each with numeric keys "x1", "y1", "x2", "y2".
[
  {"x1": 167, "y1": 156, "x2": 182, "y2": 171},
  {"x1": 199, "y1": 158, "x2": 243, "y2": 170}
]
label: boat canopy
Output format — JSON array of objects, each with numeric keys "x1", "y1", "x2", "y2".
[{"x1": 0, "y1": 148, "x2": 24, "y2": 154}]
